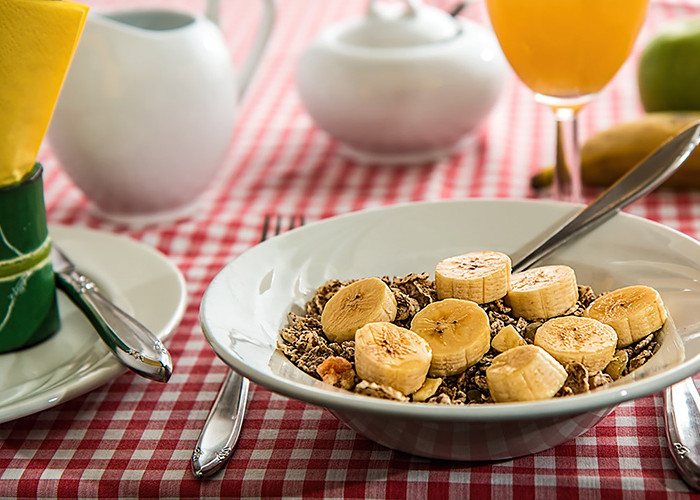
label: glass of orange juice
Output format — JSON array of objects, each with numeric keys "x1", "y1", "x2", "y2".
[{"x1": 485, "y1": 0, "x2": 648, "y2": 201}]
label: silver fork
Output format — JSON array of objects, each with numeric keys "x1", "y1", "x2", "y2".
[{"x1": 191, "y1": 214, "x2": 305, "y2": 479}]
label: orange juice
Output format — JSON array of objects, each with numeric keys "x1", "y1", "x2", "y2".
[{"x1": 485, "y1": 0, "x2": 648, "y2": 99}]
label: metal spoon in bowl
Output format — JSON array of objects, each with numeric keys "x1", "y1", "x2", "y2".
[{"x1": 509, "y1": 121, "x2": 700, "y2": 491}]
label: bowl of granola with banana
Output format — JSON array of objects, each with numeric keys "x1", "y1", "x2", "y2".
[{"x1": 200, "y1": 200, "x2": 700, "y2": 460}]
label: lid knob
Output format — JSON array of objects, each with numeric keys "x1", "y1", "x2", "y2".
[{"x1": 339, "y1": 0, "x2": 461, "y2": 48}]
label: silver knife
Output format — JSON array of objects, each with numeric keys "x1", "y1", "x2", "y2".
[{"x1": 51, "y1": 244, "x2": 173, "y2": 383}]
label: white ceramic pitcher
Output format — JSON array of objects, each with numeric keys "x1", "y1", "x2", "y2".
[{"x1": 48, "y1": 0, "x2": 275, "y2": 223}]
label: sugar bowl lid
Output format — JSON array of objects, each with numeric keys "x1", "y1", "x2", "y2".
[{"x1": 338, "y1": 0, "x2": 461, "y2": 48}]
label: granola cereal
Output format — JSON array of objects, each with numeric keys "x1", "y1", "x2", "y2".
[
  {"x1": 317, "y1": 356, "x2": 356, "y2": 390},
  {"x1": 354, "y1": 381, "x2": 408, "y2": 402},
  {"x1": 562, "y1": 361, "x2": 589, "y2": 395},
  {"x1": 589, "y1": 372, "x2": 614, "y2": 390},
  {"x1": 278, "y1": 313, "x2": 354, "y2": 376},
  {"x1": 277, "y1": 274, "x2": 661, "y2": 405}
]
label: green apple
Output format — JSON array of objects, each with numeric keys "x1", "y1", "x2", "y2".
[{"x1": 638, "y1": 17, "x2": 700, "y2": 112}]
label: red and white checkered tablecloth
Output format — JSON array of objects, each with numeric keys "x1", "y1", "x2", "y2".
[{"x1": 3, "y1": 0, "x2": 700, "y2": 497}]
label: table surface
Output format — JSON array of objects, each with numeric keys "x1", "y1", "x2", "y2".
[{"x1": 3, "y1": 0, "x2": 700, "y2": 498}]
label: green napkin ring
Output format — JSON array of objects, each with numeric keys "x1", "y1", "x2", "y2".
[{"x1": 0, "y1": 164, "x2": 60, "y2": 353}]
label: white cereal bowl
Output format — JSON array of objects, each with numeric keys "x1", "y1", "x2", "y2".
[{"x1": 200, "y1": 200, "x2": 700, "y2": 460}]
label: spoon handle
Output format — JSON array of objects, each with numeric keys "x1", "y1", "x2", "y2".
[
  {"x1": 664, "y1": 378, "x2": 700, "y2": 491},
  {"x1": 512, "y1": 121, "x2": 700, "y2": 272},
  {"x1": 509, "y1": 121, "x2": 700, "y2": 492}
]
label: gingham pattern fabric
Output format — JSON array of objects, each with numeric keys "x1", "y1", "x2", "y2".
[{"x1": 2, "y1": 0, "x2": 700, "y2": 497}]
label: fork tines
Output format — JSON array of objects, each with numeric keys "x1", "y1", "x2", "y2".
[{"x1": 260, "y1": 214, "x2": 305, "y2": 242}]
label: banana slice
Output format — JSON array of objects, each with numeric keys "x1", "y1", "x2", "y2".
[
  {"x1": 354, "y1": 322, "x2": 432, "y2": 395},
  {"x1": 506, "y1": 265, "x2": 578, "y2": 320},
  {"x1": 584, "y1": 285, "x2": 667, "y2": 348},
  {"x1": 492, "y1": 325, "x2": 527, "y2": 353},
  {"x1": 321, "y1": 277, "x2": 397, "y2": 342},
  {"x1": 410, "y1": 298, "x2": 491, "y2": 377},
  {"x1": 534, "y1": 316, "x2": 617, "y2": 373},
  {"x1": 486, "y1": 345, "x2": 568, "y2": 402},
  {"x1": 411, "y1": 377, "x2": 443, "y2": 402},
  {"x1": 435, "y1": 251, "x2": 511, "y2": 304}
]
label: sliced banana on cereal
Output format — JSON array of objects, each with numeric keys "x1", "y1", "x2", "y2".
[
  {"x1": 584, "y1": 285, "x2": 667, "y2": 348},
  {"x1": 321, "y1": 277, "x2": 397, "y2": 342},
  {"x1": 410, "y1": 298, "x2": 491, "y2": 377},
  {"x1": 411, "y1": 377, "x2": 443, "y2": 402},
  {"x1": 491, "y1": 324, "x2": 527, "y2": 353},
  {"x1": 534, "y1": 316, "x2": 617, "y2": 373},
  {"x1": 506, "y1": 265, "x2": 578, "y2": 320},
  {"x1": 354, "y1": 322, "x2": 432, "y2": 395},
  {"x1": 435, "y1": 251, "x2": 511, "y2": 304},
  {"x1": 486, "y1": 345, "x2": 568, "y2": 402}
]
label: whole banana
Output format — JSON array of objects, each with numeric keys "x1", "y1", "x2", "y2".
[
  {"x1": 532, "y1": 112, "x2": 700, "y2": 189},
  {"x1": 582, "y1": 112, "x2": 700, "y2": 187}
]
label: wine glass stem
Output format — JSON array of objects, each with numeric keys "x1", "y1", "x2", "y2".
[{"x1": 553, "y1": 106, "x2": 582, "y2": 202}]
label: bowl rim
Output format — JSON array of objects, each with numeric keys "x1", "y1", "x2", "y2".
[{"x1": 201, "y1": 198, "x2": 700, "y2": 421}]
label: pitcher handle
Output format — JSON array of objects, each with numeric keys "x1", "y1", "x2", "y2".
[{"x1": 205, "y1": 0, "x2": 276, "y2": 100}]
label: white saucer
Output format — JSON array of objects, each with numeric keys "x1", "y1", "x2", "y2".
[{"x1": 0, "y1": 225, "x2": 187, "y2": 424}]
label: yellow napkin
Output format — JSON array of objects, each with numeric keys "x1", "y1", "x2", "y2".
[{"x1": 0, "y1": 0, "x2": 88, "y2": 186}]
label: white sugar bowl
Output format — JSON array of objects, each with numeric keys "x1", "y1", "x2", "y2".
[{"x1": 297, "y1": 0, "x2": 506, "y2": 164}]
